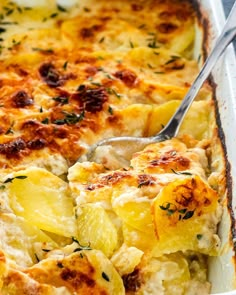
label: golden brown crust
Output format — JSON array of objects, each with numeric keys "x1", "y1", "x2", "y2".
[
  {"x1": 0, "y1": 0, "x2": 200, "y2": 169},
  {"x1": 0, "y1": 1, "x2": 226, "y2": 294}
]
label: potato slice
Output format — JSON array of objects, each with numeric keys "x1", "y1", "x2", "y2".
[
  {"x1": 122, "y1": 223, "x2": 157, "y2": 252},
  {"x1": 139, "y1": 252, "x2": 191, "y2": 295},
  {"x1": 0, "y1": 213, "x2": 57, "y2": 267},
  {"x1": 147, "y1": 100, "x2": 210, "y2": 140},
  {"x1": 24, "y1": 250, "x2": 125, "y2": 295},
  {"x1": 76, "y1": 204, "x2": 118, "y2": 257},
  {"x1": 111, "y1": 243, "x2": 144, "y2": 276},
  {"x1": 3, "y1": 250, "x2": 125, "y2": 295},
  {"x1": 8, "y1": 167, "x2": 77, "y2": 238},
  {"x1": 112, "y1": 190, "x2": 154, "y2": 234},
  {"x1": 151, "y1": 175, "x2": 221, "y2": 256}
]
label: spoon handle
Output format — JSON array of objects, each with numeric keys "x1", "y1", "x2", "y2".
[{"x1": 156, "y1": 1, "x2": 236, "y2": 140}]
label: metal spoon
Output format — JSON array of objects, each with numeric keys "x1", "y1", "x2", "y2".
[{"x1": 80, "y1": 1, "x2": 236, "y2": 162}]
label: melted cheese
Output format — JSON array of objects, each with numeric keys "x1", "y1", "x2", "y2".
[
  {"x1": 0, "y1": 0, "x2": 226, "y2": 294},
  {"x1": 0, "y1": 0, "x2": 211, "y2": 171}
]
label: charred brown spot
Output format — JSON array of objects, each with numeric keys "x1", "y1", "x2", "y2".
[
  {"x1": 14, "y1": 66, "x2": 29, "y2": 77},
  {"x1": 39, "y1": 63, "x2": 63, "y2": 88},
  {"x1": 80, "y1": 25, "x2": 103, "y2": 39},
  {"x1": 80, "y1": 27, "x2": 94, "y2": 38},
  {"x1": 86, "y1": 184, "x2": 96, "y2": 191},
  {"x1": 85, "y1": 66, "x2": 98, "y2": 76},
  {"x1": 85, "y1": 172, "x2": 131, "y2": 190},
  {"x1": 0, "y1": 138, "x2": 26, "y2": 157},
  {"x1": 159, "y1": 11, "x2": 174, "y2": 19},
  {"x1": 176, "y1": 10, "x2": 190, "y2": 21},
  {"x1": 114, "y1": 69, "x2": 138, "y2": 87},
  {"x1": 11, "y1": 90, "x2": 33, "y2": 108},
  {"x1": 175, "y1": 188, "x2": 194, "y2": 207},
  {"x1": 122, "y1": 269, "x2": 142, "y2": 292},
  {"x1": 61, "y1": 268, "x2": 95, "y2": 288},
  {"x1": 53, "y1": 127, "x2": 68, "y2": 138},
  {"x1": 138, "y1": 174, "x2": 156, "y2": 187},
  {"x1": 204, "y1": 198, "x2": 211, "y2": 206},
  {"x1": 21, "y1": 120, "x2": 40, "y2": 130},
  {"x1": 100, "y1": 16, "x2": 111, "y2": 22},
  {"x1": 150, "y1": 151, "x2": 190, "y2": 170},
  {"x1": 131, "y1": 3, "x2": 143, "y2": 11},
  {"x1": 61, "y1": 269, "x2": 77, "y2": 280},
  {"x1": 27, "y1": 138, "x2": 47, "y2": 150},
  {"x1": 157, "y1": 23, "x2": 178, "y2": 34},
  {"x1": 75, "y1": 86, "x2": 108, "y2": 113},
  {"x1": 100, "y1": 171, "x2": 132, "y2": 186}
]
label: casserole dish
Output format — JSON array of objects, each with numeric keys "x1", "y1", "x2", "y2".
[
  {"x1": 198, "y1": 0, "x2": 236, "y2": 293},
  {"x1": 0, "y1": 0, "x2": 235, "y2": 294}
]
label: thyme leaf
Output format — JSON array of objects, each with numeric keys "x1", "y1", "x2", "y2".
[
  {"x1": 171, "y1": 169, "x2": 192, "y2": 176},
  {"x1": 108, "y1": 106, "x2": 113, "y2": 115},
  {"x1": 183, "y1": 210, "x2": 194, "y2": 220},
  {"x1": 196, "y1": 234, "x2": 203, "y2": 240},
  {"x1": 57, "y1": 4, "x2": 67, "y2": 12},
  {"x1": 72, "y1": 236, "x2": 92, "y2": 251},
  {"x1": 102, "y1": 272, "x2": 110, "y2": 282},
  {"x1": 52, "y1": 96, "x2": 69, "y2": 105},
  {"x1": 63, "y1": 61, "x2": 68, "y2": 70},
  {"x1": 34, "y1": 253, "x2": 40, "y2": 262},
  {"x1": 4, "y1": 175, "x2": 27, "y2": 183},
  {"x1": 159, "y1": 202, "x2": 195, "y2": 220},
  {"x1": 53, "y1": 111, "x2": 84, "y2": 125},
  {"x1": 32, "y1": 47, "x2": 54, "y2": 53},
  {"x1": 41, "y1": 118, "x2": 49, "y2": 124}
]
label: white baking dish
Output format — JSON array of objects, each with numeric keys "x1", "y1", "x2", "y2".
[
  {"x1": 198, "y1": 0, "x2": 236, "y2": 294},
  {"x1": 5, "y1": 0, "x2": 236, "y2": 293}
]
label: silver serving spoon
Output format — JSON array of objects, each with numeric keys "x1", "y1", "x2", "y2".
[{"x1": 81, "y1": 2, "x2": 236, "y2": 162}]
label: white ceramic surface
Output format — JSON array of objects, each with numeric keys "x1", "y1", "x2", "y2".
[
  {"x1": 7, "y1": 0, "x2": 236, "y2": 293},
  {"x1": 199, "y1": 0, "x2": 236, "y2": 293}
]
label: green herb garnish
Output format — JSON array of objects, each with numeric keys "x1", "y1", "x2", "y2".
[
  {"x1": 53, "y1": 111, "x2": 84, "y2": 125},
  {"x1": 57, "y1": 4, "x2": 67, "y2": 12},
  {"x1": 159, "y1": 202, "x2": 195, "y2": 220},
  {"x1": 72, "y1": 236, "x2": 92, "y2": 251},
  {"x1": 50, "y1": 12, "x2": 58, "y2": 18},
  {"x1": 57, "y1": 261, "x2": 63, "y2": 268},
  {"x1": 32, "y1": 47, "x2": 54, "y2": 53},
  {"x1": 171, "y1": 169, "x2": 192, "y2": 176},
  {"x1": 99, "y1": 36, "x2": 105, "y2": 43},
  {"x1": 52, "y1": 96, "x2": 69, "y2": 105},
  {"x1": 41, "y1": 118, "x2": 49, "y2": 124},
  {"x1": 108, "y1": 106, "x2": 113, "y2": 115},
  {"x1": 0, "y1": 27, "x2": 6, "y2": 34},
  {"x1": 63, "y1": 60, "x2": 68, "y2": 70},
  {"x1": 102, "y1": 272, "x2": 110, "y2": 282},
  {"x1": 4, "y1": 175, "x2": 27, "y2": 183},
  {"x1": 196, "y1": 234, "x2": 203, "y2": 240}
]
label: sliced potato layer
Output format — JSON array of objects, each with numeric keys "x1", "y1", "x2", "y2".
[
  {"x1": 152, "y1": 175, "x2": 221, "y2": 256},
  {"x1": 7, "y1": 167, "x2": 77, "y2": 238},
  {"x1": 76, "y1": 204, "x2": 118, "y2": 257}
]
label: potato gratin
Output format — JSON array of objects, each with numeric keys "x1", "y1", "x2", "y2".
[{"x1": 0, "y1": 0, "x2": 227, "y2": 294}]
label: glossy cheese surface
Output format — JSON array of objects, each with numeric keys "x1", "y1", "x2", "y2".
[{"x1": 0, "y1": 1, "x2": 225, "y2": 294}]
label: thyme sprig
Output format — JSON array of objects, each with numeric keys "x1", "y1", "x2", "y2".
[
  {"x1": 171, "y1": 169, "x2": 192, "y2": 176},
  {"x1": 53, "y1": 111, "x2": 85, "y2": 125},
  {"x1": 72, "y1": 236, "x2": 92, "y2": 251},
  {"x1": 159, "y1": 202, "x2": 195, "y2": 220}
]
